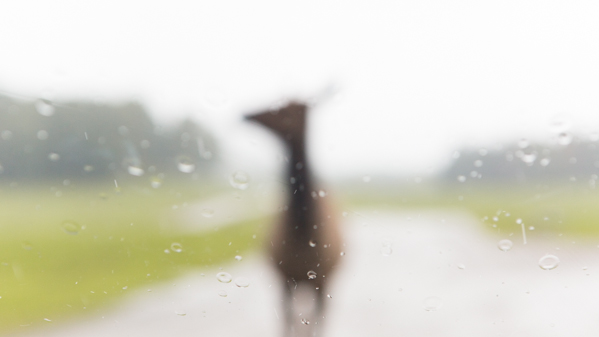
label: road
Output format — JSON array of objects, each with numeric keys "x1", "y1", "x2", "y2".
[{"x1": 16, "y1": 209, "x2": 599, "y2": 336}]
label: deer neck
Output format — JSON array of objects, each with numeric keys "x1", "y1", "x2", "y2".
[{"x1": 285, "y1": 134, "x2": 317, "y2": 234}]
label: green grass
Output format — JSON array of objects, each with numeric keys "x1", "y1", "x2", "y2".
[
  {"x1": 0, "y1": 177, "x2": 267, "y2": 335},
  {"x1": 340, "y1": 180, "x2": 599, "y2": 236}
]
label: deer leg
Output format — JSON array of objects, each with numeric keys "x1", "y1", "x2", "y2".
[{"x1": 282, "y1": 279, "x2": 296, "y2": 337}]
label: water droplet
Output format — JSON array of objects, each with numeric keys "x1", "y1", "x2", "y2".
[
  {"x1": 170, "y1": 242, "x2": 183, "y2": 253},
  {"x1": 301, "y1": 318, "x2": 310, "y2": 325},
  {"x1": 234, "y1": 277, "x2": 250, "y2": 287},
  {"x1": 309, "y1": 240, "x2": 317, "y2": 247},
  {"x1": 22, "y1": 242, "x2": 33, "y2": 250},
  {"x1": 150, "y1": 176, "x2": 162, "y2": 188},
  {"x1": 217, "y1": 290, "x2": 228, "y2": 297},
  {"x1": 557, "y1": 132, "x2": 573, "y2": 145},
  {"x1": 35, "y1": 99, "x2": 55, "y2": 116},
  {"x1": 327, "y1": 294, "x2": 332, "y2": 298},
  {"x1": 318, "y1": 190, "x2": 326, "y2": 197},
  {"x1": 61, "y1": 221, "x2": 81, "y2": 235},
  {"x1": 234, "y1": 255, "x2": 243, "y2": 261},
  {"x1": 177, "y1": 156, "x2": 195, "y2": 173},
  {"x1": 127, "y1": 166, "x2": 144, "y2": 176},
  {"x1": 43, "y1": 318, "x2": 52, "y2": 322},
  {"x1": 381, "y1": 246, "x2": 393, "y2": 256},
  {"x1": 457, "y1": 175, "x2": 466, "y2": 182},
  {"x1": 164, "y1": 249, "x2": 170, "y2": 254},
  {"x1": 307, "y1": 270, "x2": 317, "y2": 280},
  {"x1": 457, "y1": 264, "x2": 466, "y2": 270},
  {"x1": 84, "y1": 165, "x2": 94, "y2": 172},
  {"x1": 498, "y1": 239, "x2": 513, "y2": 252},
  {"x1": 474, "y1": 160, "x2": 483, "y2": 167},
  {"x1": 539, "y1": 254, "x2": 560, "y2": 270},
  {"x1": 201, "y1": 209, "x2": 214, "y2": 218},
  {"x1": 216, "y1": 272, "x2": 232, "y2": 283},
  {"x1": 175, "y1": 311, "x2": 186, "y2": 316},
  {"x1": 48, "y1": 153, "x2": 60, "y2": 162},
  {"x1": 340, "y1": 251, "x2": 345, "y2": 256},
  {"x1": 521, "y1": 152, "x2": 537, "y2": 164},
  {"x1": 423, "y1": 296, "x2": 443, "y2": 311},
  {"x1": 529, "y1": 226, "x2": 535, "y2": 230},
  {"x1": 516, "y1": 218, "x2": 522, "y2": 224},
  {"x1": 37, "y1": 130, "x2": 48, "y2": 140},
  {"x1": 540, "y1": 158, "x2": 551, "y2": 167},
  {"x1": 549, "y1": 116, "x2": 571, "y2": 133},
  {"x1": 230, "y1": 171, "x2": 250, "y2": 190}
]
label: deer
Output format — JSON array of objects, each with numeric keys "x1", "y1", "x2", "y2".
[{"x1": 245, "y1": 101, "x2": 343, "y2": 337}]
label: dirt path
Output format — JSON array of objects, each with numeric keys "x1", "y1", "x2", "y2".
[{"x1": 16, "y1": 209, "x2": 599, "y2": 336}]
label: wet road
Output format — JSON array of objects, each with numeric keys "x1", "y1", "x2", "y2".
[{"x1": 17, "y1": 210, "x2": 599, "y2": 336}]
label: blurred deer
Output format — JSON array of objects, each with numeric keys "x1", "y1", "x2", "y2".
[{"x1": 246, "y1": 101, "x2": 342, "y2": 337}]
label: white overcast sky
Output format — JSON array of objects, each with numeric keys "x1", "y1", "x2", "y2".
[{"x1": 1, "y1": 0, "x2": 599, "y2": 178}]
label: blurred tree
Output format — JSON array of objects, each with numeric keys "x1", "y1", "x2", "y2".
[{"x1": 0, "y1": 94, "x2": 218, "y2": 181}]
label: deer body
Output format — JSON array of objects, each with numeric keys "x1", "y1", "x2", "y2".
[{"x1": 246, "y1": 102, "x2": 342, "y2": 336}]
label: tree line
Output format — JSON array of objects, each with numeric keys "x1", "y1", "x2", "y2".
[
  {"x1": 443, "y1": 137, "x2": 599, "y2": 184},
  {"x1": 0, "y1": 94, "x2": 217, "y2": 181}
]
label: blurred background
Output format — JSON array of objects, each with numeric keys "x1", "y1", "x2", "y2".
[{"x1": 2, "y1": 0, "x2": 599, "y2": 336}]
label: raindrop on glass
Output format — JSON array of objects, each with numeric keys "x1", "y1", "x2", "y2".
[
  {"x1": 423, "y1": 296, "x2": 443, "y2": 311},
  {"x1": 150, "y1": 176, "x2": 162, "y2": 188},
  {"x1": 235, "y1": 277, "x2": 250, "y2": 288},
  {"x1": 217, "y1": 290, "x2": 228, "y2": 297},
  {"x1": 498, "y1": 239, "x2": 513, "y2": 252},
  {"x1": 457, "y1": 175, "x2": 466, "y2": 183},
  {"x1": 170, "y1": 242, "x2": 183, "y2": 253},
  {"x1": 307, "y1": 270, "x2": 317, "y2": 280},
  {"x1": 549, "y1": 116, "x2": 571, "y2": 133},
  {"x1": 177, "y1": 156, "x2": 196, "y2": 173},
  {"x1": 340, "y1": 251, "x2": 345, "y2": 256},
  {"x1": 61, "y1": 221, "x2": 81, "y2": 235},
  {"x1": 35, "y1": 99, "x2": 55, "y2": 117},
  {"x1": 301, "y1": 318, "x2": 310, "y2": 325},
  {"x1": 201, "y1": 209, "x2": 214, "y2": 218},
  {"x1": 37, "y1": 130, "x2": 48, "y2": 140},
  {"x1": 309, "y1": 240, "x2": 317, "y2": 247},
  {"x1": 457, "y1": 264, "x2": 466, "y2": 270},
  {"x1": 175, "y1": 311, "x2": 186, "y2": 316},
  {"x1": 557, "y1": 133, "x2": 573, "y2": 145},
  {"x1": 539, "y1": 254, "x2": 560, "y2": 270},
  {"x1": 540, "y1": 158, "x2": 551, "y2": 167},
  {"x1": 230, "y1": 171, "x2": 250, "y2": 190},
  {"x1": 127, "y1": 166, "x2": 144, "y2": 176},
  {"x1": 84, "y1": 165, "x2": 94, "y2": 172},
  {"x1": 48, "y1": 153, "x2": 60, "y2": 162},
  {"x1": 521, "y1": 152, "x2": 537, "y2": 164},
  {"x1": 318, "y1": 190, "x2": 326, "y2": 197},
  {"x1": 216, "y1": 272, "x2": 232, "y2": 283},
  {"x1": 381, "y1": 246, "x2": 393, "y2": 256},
  {"x1": 234, "y1": 255, "x2": 243, "y2": 261}
]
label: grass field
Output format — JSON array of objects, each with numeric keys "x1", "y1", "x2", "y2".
[
  {"x1": 340, "y1": 180, "x2": 599, "y2": 236},
  {"x1": 0, "y1": 177, "x2": 268, "y2": 335},
  {"x1": 3, "y1": 175, "x2": 599, "y2": 335}
]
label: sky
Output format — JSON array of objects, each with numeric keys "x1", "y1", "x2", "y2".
[{"x1": 1, "y1": 0, "x2": 599, "y2": 179}]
